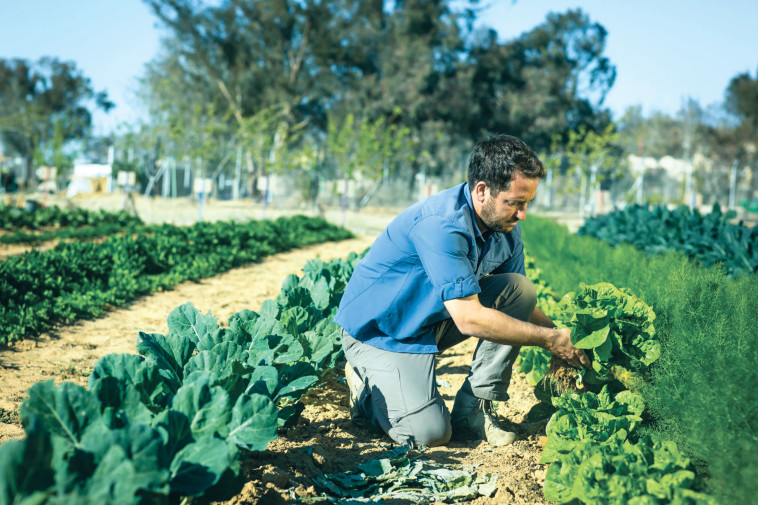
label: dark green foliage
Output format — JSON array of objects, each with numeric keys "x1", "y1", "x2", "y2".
[
  {"x1": 0, "y1": 215, "x2": 352, "y2": 344},
  {"x1": 522, "y1": 215, "x2": 758, "y2": 505},
  {"x1": 0, "y1": 223, "x2": 148, "y2": 245},
  {"x1": 0, "y1": 250, "x2": 363, "y2": 504},
  {"x1": 577, "y1": 203, "x2": 758, "y2": 277},
  {"x1": 0, "y1": 203, "x2": 142, "y2": 232}
]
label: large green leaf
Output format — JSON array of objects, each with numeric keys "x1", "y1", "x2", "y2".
[
  {"x1": 227, "y1": 394, "x2": 278, "y2": 451},
  {"x1": 0, "y1": 418, "x2": 55, "y2": 505},
  {"x1": 244, "y1": 366, "x2": 279, "y2": 398},
  {"x1": 151, "y1": 408, "x2": 193, "y2": 459},
  {"x1": 308, "y1": 276, "x2": 333, "y2": 311},
  {"x1": 166, "y1": 302, "x2": 219, "y2": 344},
  {"x1": 571, "y1": 325, "x2": 610, "y2": 350},
  {"x1": 272, "y1": 335, "x2": 305, "y2": 364},
  {"x1": 172, "y1": 373, "x2": 231, "y2": 439},
  {"x1": 169, "y1": 437, "x2": 235, "y2": 496},
  {"x1": 19, "y1": 381, "x2": 101, "y2": 446},
  {"x1": 275, "y1": 375, "x2": 319, "y2": 401},
  {"x1": 136, "y1": 331, "x2": 195, "y2": 383}
]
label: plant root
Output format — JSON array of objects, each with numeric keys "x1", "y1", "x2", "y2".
[{"x1": 546, "y1": 357, "x2": 587, "y2": 395}]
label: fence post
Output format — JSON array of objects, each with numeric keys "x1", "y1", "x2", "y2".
[{"x1": 728, "y1": 160, "x2": 739, "y2": 210}]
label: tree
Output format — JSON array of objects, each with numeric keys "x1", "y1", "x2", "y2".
[
  {"x1": 723, "y1": 69, "x2": 758, "y2": 201},
  {"x1": 463, "y1": 9, "x2": 616, "y2": 152},
  {"x1": 725, "y1": 68, "x2": 758, "y2": 131},
  {"x1": 616, "y1": 105, "x2": 686, "y2": 159},
  {"x1": 0, "y1": 57, "x2": 112, "y2": 188},
  {"x1": 137, "y1": 1, "x2": 618, "y2": 198}
]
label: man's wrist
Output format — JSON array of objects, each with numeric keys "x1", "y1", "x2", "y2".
[{"x1": 539, "y1": 326, "x2": 558, "y2": 351}]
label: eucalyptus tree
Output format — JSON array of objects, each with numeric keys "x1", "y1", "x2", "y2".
[{"x1": 463, "y1": 9, "x2": 616, "y2": 152}]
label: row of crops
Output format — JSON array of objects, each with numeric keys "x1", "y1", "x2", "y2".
[
  {"x1": 0, "y1": 203, "x2": 142, "y2": 230},
  {"x1": 521, "y1": 212, "x2": 757, "y2": 505},
  {"x1": 0, "y1": 203, "x2": 144, "y2": 245},
  {"x1": 516, "y1": 263, "x2": 714, "y2": 504},
  {"x1": 577, "y1": 203, "x2": 758, "y2": 277},
  {"x1": 0, "y1": 250, "x2": 364, "y2": 504},
  {"x1": 0, "y1": 214, "x2": 353, "y2": 344}
]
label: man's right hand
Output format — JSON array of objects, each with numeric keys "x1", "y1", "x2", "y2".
[{"x1": 546, "y1": 328, "x2": 591, "y2": 369}]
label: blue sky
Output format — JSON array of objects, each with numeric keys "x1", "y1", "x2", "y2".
[{"x1": 1, "y1": 0, "x2": 757, "y2": 134}]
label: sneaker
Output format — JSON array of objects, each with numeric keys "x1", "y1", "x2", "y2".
[{"x1": 451, "y1": 388, "x2": 517, "y2": 446}]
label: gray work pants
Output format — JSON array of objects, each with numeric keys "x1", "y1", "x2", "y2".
[{"x1": 341, "y1": 273, "x2": 538, "y2": 447}]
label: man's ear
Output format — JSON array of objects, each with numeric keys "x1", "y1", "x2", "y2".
[{"x1": 473, "y1": 181, "x2": 488, "y2": 203}]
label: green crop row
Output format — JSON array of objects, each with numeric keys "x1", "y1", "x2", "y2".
[
  {"x1": 0, "y1": 203, "x2": 143, "y2": 231},
  {"x1": 516, "y1": 267, "x2": 713, "y2": 503},
  {"x1": 577, "y1": 203, "x2": 758, "y2": 277},
  {"x1": 0, "y1": 251, "x2": 363, "y2": 505},
  {"x1": 0, "y1": 223, "x2": 148, "y2": 245},
  {"x1": 522, "y1": 215, "x2": 758, "y2": 505},
  {"x1": 0, "y1": 216, "x2": 353, "y2": 345}
]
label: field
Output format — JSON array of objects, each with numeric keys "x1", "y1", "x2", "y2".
[
  {"x1": 0, "y1": 195, "x2": 555, "y2": 505},
  {"x1": 2, "y1": 194, "x2": 753, "y2": 504}
]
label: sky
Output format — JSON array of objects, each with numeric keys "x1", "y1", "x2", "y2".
[{"x1": 1, "y1": 0, "x2": 757, "y2": 135}]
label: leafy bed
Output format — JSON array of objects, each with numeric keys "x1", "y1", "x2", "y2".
[
  {"x1": 0, "y1": 252, "x2": 362, "y2": 504},
  {"x1": 517, "y1": 257, "x2": 716, "y2": 504},
  {"x1": 0, "y1": 215, "x2": 352, "y2": 345},
  {"x1": 0, "y1": 203, "x2": 142, "y2": 231},
  {"x1": 577, "y1": 203, "x2": 758, "y2": 277},
  {"x1": 0, "y1": 223, "x2": 147, "y2": 245},
  {"x1": 522, "y1": 215, "x2": 758, "y2": 505}
]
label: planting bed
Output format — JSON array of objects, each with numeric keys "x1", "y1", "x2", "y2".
[{"x1": 0, "y1": 233, "x2": 552, "y2": 505}]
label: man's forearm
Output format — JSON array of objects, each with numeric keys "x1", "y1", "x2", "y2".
[
  {"x1": 463, "y1": 305, "x2": 555, "y2": 349},
  {"x1": 445, "y1": 295, "x2": 590, "y2": 368}
]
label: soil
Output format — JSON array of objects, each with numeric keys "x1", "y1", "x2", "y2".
[{"x1": 0, "y1": 194, "x2": 551, "y2": 505}]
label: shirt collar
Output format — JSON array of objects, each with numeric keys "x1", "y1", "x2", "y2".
[{"x1": 462, "y1": 183, "x2": 485, "y2": 240}]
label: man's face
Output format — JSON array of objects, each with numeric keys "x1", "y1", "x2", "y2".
[{"x1": 477, "y1": 174, "x2": 538, "y2": 233}]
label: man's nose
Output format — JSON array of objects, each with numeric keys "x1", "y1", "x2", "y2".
[{"x1": 516, "y1": 204, "x2": 527, "y2": 220}]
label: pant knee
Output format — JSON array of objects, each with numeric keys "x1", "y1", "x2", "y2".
[
  {"x1": 514, "y1": 273, "x2": 537, "y2": 310},
  {"x1": 389, "y1": 399, "x2": 452, "y2": 447},
  {"x1": 412, "y1": 416, "x2": 452, "y2": 447}
]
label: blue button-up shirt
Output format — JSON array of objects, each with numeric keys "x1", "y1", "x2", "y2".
[{"x1": 334, "y1": 182, "x2": 526, "y2": 354}]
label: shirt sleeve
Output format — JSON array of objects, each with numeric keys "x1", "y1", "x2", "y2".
[{"x1": 408, "y1": 214, "x2": 481, "y2": 301}]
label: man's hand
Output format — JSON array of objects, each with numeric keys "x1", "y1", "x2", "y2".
[{"x1": 546, "y1": 328, "x2": 590, "y2": 369}]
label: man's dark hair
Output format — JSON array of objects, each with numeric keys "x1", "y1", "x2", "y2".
[{"x1": 467, "y1": 134, "x2": 546, "y2": 194}]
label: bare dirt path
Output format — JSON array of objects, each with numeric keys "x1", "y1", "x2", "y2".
[{"x1": 0, "y1": 198, "x2": 551, "y2": 504}]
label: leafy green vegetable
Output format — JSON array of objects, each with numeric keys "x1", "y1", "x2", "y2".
[
  {"x1": 544, "y1": 435, "x2": 716, "y2": 505},
  {"x1": 312, "y1": 446, "x2": 498, "y2": 504},
  {"x1": 557, "y1": 282, "x2": 659, "y2": 385},
  {"x1": 541, "y1": 387, "x2": 645, "y2": 464},
  {"x1": 578, "y1": 202, "x2": 758, "y2": 278}
]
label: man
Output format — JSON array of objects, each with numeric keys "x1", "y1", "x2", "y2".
[{"x1": 334, "y1": 134, "x2": 589, "y2": 448}]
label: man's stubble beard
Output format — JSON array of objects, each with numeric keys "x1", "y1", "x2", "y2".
[{"x1": 480, "y1": 198, "x2": 516, "y2": 234}]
